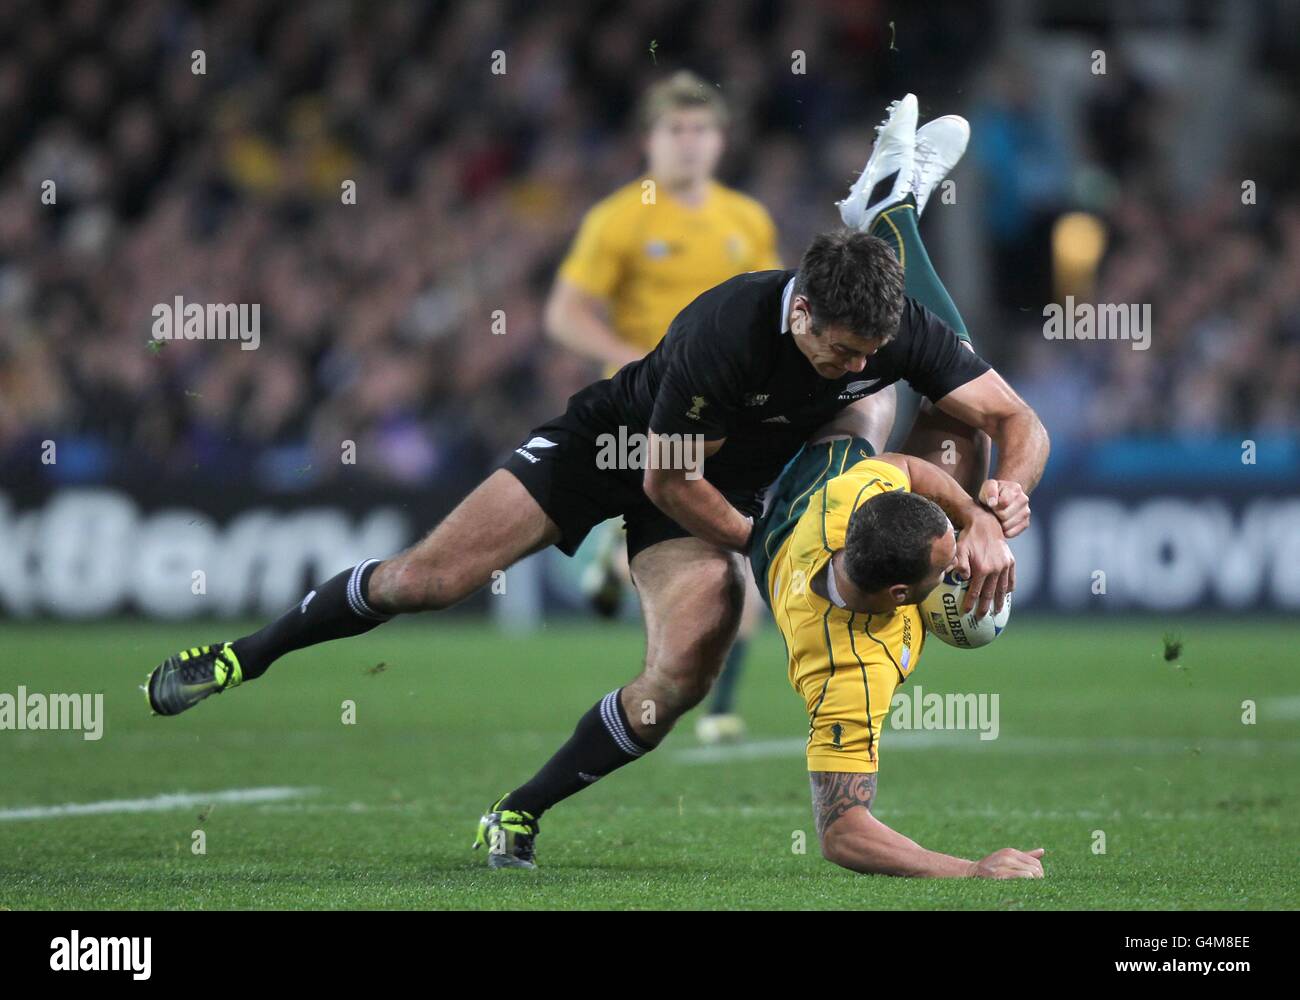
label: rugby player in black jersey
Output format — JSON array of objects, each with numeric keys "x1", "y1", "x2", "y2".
[{"x1": 142, "y1": 96, "x2": 1049, "y2": 870}]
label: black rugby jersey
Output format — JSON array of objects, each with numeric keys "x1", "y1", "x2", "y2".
[{"x1": 559, "y1": 269, "x2": 989, "y2": 494}]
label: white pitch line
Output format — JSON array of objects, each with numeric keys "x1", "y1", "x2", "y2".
[
  {"x1": 674, "y1": 732, "x2": 1300, "y2": 765},
  {"x1": 0, "y1": 786, "x2": 317, "y2": 822},
  {"x1": 1264, "y1": 695, "x2": 1300, "y2": 719}
]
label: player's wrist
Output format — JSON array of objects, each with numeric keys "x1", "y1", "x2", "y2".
[{"x1": 947, "y1": 497, "x2": 986, "y2": 533}]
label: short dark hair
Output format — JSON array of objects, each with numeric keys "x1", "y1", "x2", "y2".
[
  {"x1": 793, "y1": 231, "x2": 905, "y2": 343},
  {"x1": 842, "y1": 490, "x2": 950, "y2": 593}
]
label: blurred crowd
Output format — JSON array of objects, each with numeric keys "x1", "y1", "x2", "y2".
[{"x1": 0, "y1": 0, "x2": 1295, "y2": 494}]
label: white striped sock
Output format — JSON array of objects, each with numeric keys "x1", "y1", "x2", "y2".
[
  {"x1": 599, "y1": 690, "x2": 645, "y2": 758},
  {"x1": 346, "y1": 559, "x2": 391, "y2": 622}
]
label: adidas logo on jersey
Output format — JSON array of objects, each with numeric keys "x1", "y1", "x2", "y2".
[{"x1": 762, "y1": 415, "x2": 791, "y2": 424}]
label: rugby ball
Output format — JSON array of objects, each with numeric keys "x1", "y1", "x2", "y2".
[{"x1": 920, "y1": 570, "x2": 1011, "y2": 649}]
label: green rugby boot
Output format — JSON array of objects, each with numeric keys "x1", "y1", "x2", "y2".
[
  {"x1": 473, "y1": 796, "x2": 539, "y2": 869},
  {"x1": 144, "y1": 642, "x2": 244, "y2": 717}
]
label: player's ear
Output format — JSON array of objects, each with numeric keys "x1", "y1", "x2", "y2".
[
  {"x1": 888, "y1": 583, "x2": 911, "y2": 606},
  {"x1": 790, "y1": 296, "x2": 813, "y2": 336}
]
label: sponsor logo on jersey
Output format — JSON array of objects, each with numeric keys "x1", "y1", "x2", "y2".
[
  {"x1": 838, "y1": 378, "x2": 882, "y2": 400},
  {"x1": 762, "y1": 415, "x2": 790, "y2": 424},
  {"x1": 686, "y1": 396, "x2": 708, "y2": 421},
  {"x1": 744, "y1": 392, "x2": 770, "y2": 407},
  {"x1": 514, "y1": 436, "x2": 557, "y2": 463}
]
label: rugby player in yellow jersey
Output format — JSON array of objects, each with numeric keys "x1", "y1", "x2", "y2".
[
  {"x1": 545, "y1": 70, "x2": 780, "y2": 743},
  {"x1": 750, "y1": 402, "x2": 1046, "y2": 878}
]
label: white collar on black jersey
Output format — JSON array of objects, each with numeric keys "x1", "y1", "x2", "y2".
[{"x1": 779, "y1": 276, "x2": 796, "y2": 333}]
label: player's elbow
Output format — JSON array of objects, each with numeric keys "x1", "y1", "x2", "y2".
[
  {"x1": 1009, "y1": 403, "x2": 1050, "y2": 468},
  {"x1": 990, "y1": 398, "x2": 1047, "y2": 452},
  {"x1": 1034, "y1": 409, "x2": 1051, "y2": 456},
  {"x1": 1013, "y1": 398, "x2": 1045, "y2": 436},
  {"x1": 542, "y1": 288, "x2": 571, "y2": 344},
  {"x1": 642, "y1": 466, "x2": 680, "y2": 508}
]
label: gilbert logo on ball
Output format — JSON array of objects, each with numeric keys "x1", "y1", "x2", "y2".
[{"x1": 920, "y1": 570, "x2": 1011, "y2": 649}]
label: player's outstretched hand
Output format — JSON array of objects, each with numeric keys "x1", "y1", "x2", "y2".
[
  {"x1": 953, "y1": 512, "x2": 1014, "y2": 618},
  {"x1": 979, "y1": 479, "x2": 1031, "y2": 538},
  {"x1": 969, "y1": 847, "x2": 1046, "y2": 879}
]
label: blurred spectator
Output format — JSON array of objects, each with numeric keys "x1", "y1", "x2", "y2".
[{"x1": 0, "y1": 0, "x2": 1296, "y2": 499}]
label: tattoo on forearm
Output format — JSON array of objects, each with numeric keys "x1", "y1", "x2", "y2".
[{"x1": 810, "y1": 771, "x2": 877, "y2": 838}]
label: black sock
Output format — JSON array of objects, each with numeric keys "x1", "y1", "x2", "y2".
[
  {"x1": 502, "y1": 689, "x2": 652, "y2": 818},
  {"x1": 231, "y1": 559, "x2": 391, "y2": 680}
]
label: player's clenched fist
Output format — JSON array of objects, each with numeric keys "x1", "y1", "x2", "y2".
[
  {"x1": 968, "y1": 847, "x2": 1046, "y2": 879},
  {"x1": 952, "y1": 511, "x2": 1014, "y2": 617},
  {"x1": 979, "y1": 479, "x2": 1031, "y2": 538}
]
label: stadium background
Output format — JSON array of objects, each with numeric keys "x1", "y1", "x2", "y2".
[
  {"x1": 2, "y1": 0, "x2": 1297, "y2": 621},
  {"x1": 0, "y1": 0, "x2": 1297, "y2": 911}
]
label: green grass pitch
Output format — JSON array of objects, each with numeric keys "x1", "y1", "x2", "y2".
[{"x1": 0, "y1": 617, "x2": 1296, "y2": 910}]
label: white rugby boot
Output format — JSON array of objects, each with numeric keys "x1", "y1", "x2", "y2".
[
  {"x1": 913, "y1": 114, "x2": 970, "y2": 216},
  {"x1": 836, "y1": 93, "x2": 918, "y2": 232}
]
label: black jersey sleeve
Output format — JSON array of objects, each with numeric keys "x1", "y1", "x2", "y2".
[
  {"x1": 648, "y1": 294, "x2": 748, "y2": 441},
  {"x1": 891, "y1": 297, "x2": 992, "y2": 401}
]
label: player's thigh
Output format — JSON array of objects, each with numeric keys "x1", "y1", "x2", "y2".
[
  {"x1": 372, "y1": 469, "x2": 560, "y2": 610},
  {"x1": 630, "y1": 535, "x2": 746, "y2": 686},
  {"x1": 808, "y1": 386, "x2": 897, "y2": 455},
  {"x1": 901, "y1": 398, "x2": 990, "y2": 495}
]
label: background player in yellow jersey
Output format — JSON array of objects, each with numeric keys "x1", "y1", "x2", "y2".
[
  {"x1": 750, "y1": 403, "x2": 1045, "y2": 878},
  {"x1": 545, "y1": 70, "x2": 779, "y2": 742}
]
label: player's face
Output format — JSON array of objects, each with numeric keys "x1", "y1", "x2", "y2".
[
  {"x1": 789, "y1": 299, "x2": 885, "y2": 379},
  {"x1": 904, "y1": 532, "x2": 958, "y2": 606},
  {"x1": 646, "y1": 108, "x2": 724, "y2": 186},
  {"x1": 879, "y1": 532, "x2": 955, "y2": 610}
]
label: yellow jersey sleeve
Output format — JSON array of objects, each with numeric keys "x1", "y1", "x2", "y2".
[
  {"x1": 557, "y1": 193, "x2": 638, "y2": 300},
  {"x1": 815, "y1": 457, "x2": 912, "y2": 556},
  {"x1": 718, "y1": 188, "x2": 781, "y2": 271}
]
